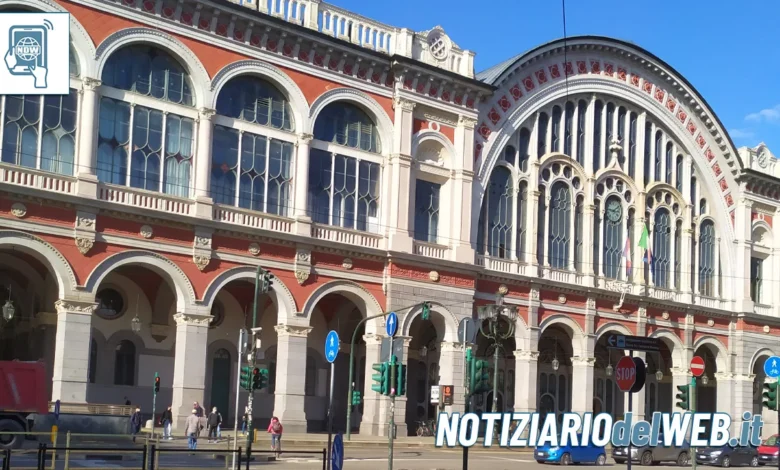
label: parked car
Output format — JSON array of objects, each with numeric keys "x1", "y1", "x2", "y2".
[
  {"x1": 535, "y1": 435, "x2": 607, "y2": 465},
  {"x1": 696, "y1": 444, "x2": 759, "y2": 467},
  {"x1": 612, "y1": 434, "x2": 691, "y2": 466},
  {"x1": 758, "y1": 435, "x2": 779, "y2": 465}
]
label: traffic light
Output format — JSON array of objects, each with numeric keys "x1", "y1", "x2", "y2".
[
  {"x1": 395, "y1": 363, "x2": 407, "y2": 396},
  {"x1": 421, "y1": 302, "x2": 431, "y2": 321},
  {"x1": 675, "y1": 385, "x2": 690, "y2": 410},
  {"x1": 240, "y1": 366, "x2": 253, "y2": 391},
  {"x1": 472, "y1": 359, "x2": 491, "y2": 394},
  {"x1": 261, "y1": 270, "x2": 275, "y2": 293},
  {"x1": 252, "y1": 368, "x2": 269, "y2": 391},
  {"x1": 154, "y1": 374, "x2": 160, "y2": 394},
  {"x1": 371, "y1": 362, "x2": 390, "y2": 395},
  {"x1": 352, "y1": 390, "x2": 362, "y2": 406},
  {"x1": 763, "y1": 382, "x2": 778, "y2": 411}
]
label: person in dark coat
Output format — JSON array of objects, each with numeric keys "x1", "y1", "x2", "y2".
[
  {"x1": 130, "y1": 407, "x2": 142, "y2": 443},
  {"x1": 160, "y1": 406, "x2": 173, "y2": 440}
]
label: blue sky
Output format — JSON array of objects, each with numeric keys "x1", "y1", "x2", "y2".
[{"x1": 332, "y1": 0, "x2": 780, "y2": 153}]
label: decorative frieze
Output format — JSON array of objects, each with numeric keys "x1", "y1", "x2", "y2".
[
  {"x1": 192, "y1": 228, "x2": 213, "y2": 271},
  {"x1": 140, "y1": 225, "x2": 153, "y2": 239},
  {"x1": 54, "y1": 299, "x2": 98, "y2": 315},
  {"x1": 10, "y1": 203, "x2": 27, "y2": 218},
  {"x1": 173, "y1": 313, "x2": 211, "y2": 327},
  {"x1": 294, "y1": 246, "x2": 312, "y2": 285},
  {"x1": 74, "y1": 210, "x2": 97, "y2": 255},
  {"x1": 274, "y1": 324, "x2": 313, "y2": 338},
  {"x1": 248, "y1": 242, "x2": 261, "y2": 256}
]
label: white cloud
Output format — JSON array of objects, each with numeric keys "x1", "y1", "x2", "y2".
[
  {"x1": 745, "y1": 104, "x2": 780, "y2": 123},
  {"x1": 729, "y1": 128, "x2": 755, "y2": 139}
]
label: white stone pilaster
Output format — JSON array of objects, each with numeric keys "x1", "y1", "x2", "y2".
[
  {"x1": 76, "y1": 79, "x2": 100, "y2": 198},
  {"x1": 360, "y1": 334, "x2": 384, "y2": 435},
  {"x1": 293, "y1": 133, "x2": 314, "y2": 234},
  {"x1": 273, "y1": 324, "x2": 312, "y2": 432},
  {"x1": 513, "y1": 350, "x2": 538, "y2": 413},
  {"x1": 571, "y1": 357, "x2": 595, "y2": 414},
  {"x1": 51, "y1": 300, "x2": 96, "y2": 403},
  {"x1": 171, "y1": 312, "x2": 210, "y2": 430},
  {"x1": 735, "y1": 198, "x2": 754, "y2": 312},
  {"x1": 194, "y1": 108, "x2": 215, "y2": 218},
  {"x1": 438, "y1": 341, "x2": 465, "y2": 413}
]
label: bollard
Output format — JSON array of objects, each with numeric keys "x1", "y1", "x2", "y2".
[
  {"x1": 141, "y1": 444, "x2": 147, "y2": 470},
  {"x1": 3, "y1": 448, "x2": 10, "y2": 470},
  {"x1": 50, "y1": 431, "x2": 57, "y2": 470},
  {"x1": 236, "y1": 446, "x2": 242, "y2": 470},
  {"x1": 64, "y1": 431, "x2": 71, "y2": 470},
  {"x1": 322, "y1": 448, "x2": 327, "y2": 470},
  {"x1": 148, "y1": 444, "x2": 156, "y2": 470}
]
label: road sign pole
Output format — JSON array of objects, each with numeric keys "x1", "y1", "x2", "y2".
[
  {"x1": 388, "y1": 334, "x2": 395, "y2": 470},
  {"x1": 627, "y1": 350, "x2": 633, "y2": 470},
  {"x1": 232, "y1": 329, "x2": 246, "y2": 470},
  {"x1": 327, "y1": 361, "x2": 335, "y2": 470},
  {"x1": 151, "y1": 372, "x2": 158, "y2": 439},
  {"x1": 461, "y1": 325, "x2": 470, "y2": 470},
  {"x1": 691, "y1": 375, "x2": 697, "y2": 470}
]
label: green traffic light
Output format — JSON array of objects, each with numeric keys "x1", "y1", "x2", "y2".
[
  {"x1": 396, "y1": 363, "x2": 407, "y2": 396},
  {"x1": 240, "y1": 365, "x2": 253, "y2": 391},
  {"x1": 763, "y1": 383, "x2": 778, "y2": 410},
  {"x1": 675, "y1": 385, "x2": 690, "y2": 410},
  {"x1": 371, "y1": 363, "x2": 389, "y2": 395},
  {"x1": 421, "y1": 302, "x2": 431, "y2": 321},
  {"x1": 474, "y1": 360, "x2": 491, "y2": 394}
]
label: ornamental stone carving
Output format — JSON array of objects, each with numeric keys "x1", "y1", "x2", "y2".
[
  {"x1": 54, "y1": 299, "x2": 98, "y2": 315},
  {"x1": 75, "y1": 237, "x2": 94, "y2": 255},
  {"x1": 558, "y1": 294, "x2": 567, "y2": 304},
  {"x1": 662, "y1": 311, "x2": 669, "y2": 320},
  {"x1": 429, "y1": 270, "x2": 440, "y2": 282},
  {"x1": 297, "y1": 251, "x2": 311, "y2": 262},
  {"x1": 530, "y1": 288, "x2": 540, "y2": 301},
  {"x1": 497, "y1": 284, "x2": 508, "y2": 296},
  {"x1": 173, "y1": 313, "x2": 211, "y2": 327},
  {"x1": 10, "y1": 203, "x2": 26, "y2": 218},
  {"x1": 193, "y1": 255, "x2": 210, "y2": 271},
  {"x1": 586, "y1": 297, "x2": 596, "y2": 310},
  {"x1": 76, "y1": 215, "x2": 95, "y2": 228},
  {"x1": 295, "y1": 269, "x2": 310, "y2": 285},
  {"x1": 140, "y1": 225, "x2": 153, "y2": 239},
  {"x1": 707, "y1": 318, "x2": 715, "y2": 327},
  {"x1": 248, "y1": 243, "x2": 261, "y2": 256},
  {"x1": 764, "y1": 325, "x2": 771, "y2": 333},
  {"x1": 195, "y1": 236, "x2": 211, "y2": 248},
  {"x1": 294, "y1": 246, "x2": 312, "y2": 285},
  {"x1": 274, "y1": 324, "x2": 313, "y2": 337},
  {"x1": 342, "y1": 258, "x2": 353, "y2": 270}
]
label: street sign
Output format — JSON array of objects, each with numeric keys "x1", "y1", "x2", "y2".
[
  {"x1": 765, "y1": 356, "x2": 780, "y2": 379},
  {"x1": 458, "y1": 318, "x2": 478, "y2": 345},
  {"x1": 430, "y1": 386, "x2": 440, "y2": 404},
  {"x1": 380, "y1": 337, "x2": 404, "y2": 363},
  {"x1": 386, "y1": 311, "x2": 398, "y2": 337},
  {"x1": 442, "y1": 385, "x2": 454, "y2": 406},
  {"x1": 607, "y1": 334, "x2": 661, "y2": 352},
  {"x1": 690, "y1": 355, "x2": 705, "y2": 377},
  {"x1": 325, "y1": 330, "x2": 339, "y2": 364},
  {"x1": 615, "y1": 356, "x2": 637, "y2": 392},
  {"x1": 332, "y1": 433, "x2": 344, "y2": 470}
]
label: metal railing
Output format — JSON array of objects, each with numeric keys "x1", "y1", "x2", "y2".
[{"x1": 47, "y1": 401, "x2": 134, "y2": 416}]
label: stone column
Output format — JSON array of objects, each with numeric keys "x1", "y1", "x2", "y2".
[
  {"x1": 76, "y1": 78, "x2": 101, "y2": 198},
  {"x1": 194, "y1": 108, "x2": 216, "y2": 218},
  {"x1": 51, "y1": 300, "x2": 96, "y2": 403},
  {"x1": 452, "y1": 116, "x2": 476, "y2": 263},
  {"x1": 293, "y1": 133, "x2": 314, "y2": 235},
  {"x1": 171, "y1": 313, "x2": 210, "y2": 430},
  {"x1": 571, "y1": 357, "x2": 595, "y2": 414},
  {"x1": 360, "y1": 334, "x2": 384, "y2": 435},
  {"x1": 715, "y1": 372, "x2": 734, "y2": 417},
  {"x1": 387, "y1": 98, "x2": 415, "y2": 253},
  {"x1": 730, "y1": 374, "x2": 756, "y2": 436},
  {"x1": 273, "y1": 324, "x2": 312, "y2": 432},
  {"x1": 438, "y1": 342, "x2": 465, "y2": 413},
  {"x1": 513, "y1": 351, "x2": 538, "y2": 412}
]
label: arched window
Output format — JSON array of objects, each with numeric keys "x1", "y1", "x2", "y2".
[
  {"x1": 517, "y1": 181, "x2": 528, "y2": 262},
  {"x1": 414, "y1": 180, "x2": 440, "y2": 243},
  {"x1": 603, "y1": 196, "x2": 623, "y2": 279},
  {"x1": 551, "y1": 106, "x2": 562, "y2": 152},
  {"x1": 210, "y1": 77, "x2": 295, "y2": 215},
  {"x1": 215, "y1": 76, "x2": 293, "y2": 131},
  {"x1": 313, "y1": 102, "x2": 380, "y2": 153},
  {"x1": 102, "y1": 45, "x2": 193, "y2": 105},
  {"x1": 593, "y1": 200, "x2": 601, "y2": 276},
  {"x1": 665, "y1": 142, "x2": 673, "y2": 184},
  {"x1": 518, "y1": 128, "x2": 530, "y2": 172},
  {"x1": 98, "y1": 46, "x2": 195, "y2": 197},
  {"x1": 606, "y1": 103, "x2": 615, "y2": 153},
  {"x1": 627, "y1": 208, "x2": 635, "y2": 282},
  {"x1": 70, "y1": 44, "x2": 80, "y2": 78},
  {"x1": 617, "y1": 107, "x2": 626, "y2": 163},
  {"x1": 503, "y1": 145, "x2": 516, "y2": 166},
  {"x1": 643, "y1": 122, "x2": 652, "y2": 186},
  {"x1": 114, "y1": 340, "x2": 136, "y2": 386},
  {"x1": 89, "y1": 339, "x2": 97, "y2": 384},
  {"x1": 548, "y1": 181, "x2": 571, "y2": 269},
  {"x1": 593, "y1": 101, "x2": 603, "y2": 171},
  {"x1": 574, "y1": 195, "x2": 584, "y2": 272},
  {"x1": 564, "y1": 102, "x2": 574, "y2": 156},
  {"x1": 481, "y1": 167, "x2": 513, "y2": 258},
  {"x1": 628, "y1": 113, "x2": 637, "y2": 179},
  {"x1": 654, "y1": 131, "x2": 663, "y2": 182},
  {"x1": 674, "y1": 220, "x2": 682, "y2": 290},
  {"x1": 690, "y1": 174, "x2": 698, "y2": 204},
  {"x1": 652, "y1": 209, "x2": 672, "y2": 288},
  {"x1": 675, "y1": 155, "x2": 684, "y2": 192},
  {"x1": 698, "y1": 220, "x2": 716, "y2": 296},
  {"x1": 2, "y1": 93, "x2": 79, "y2": 176},
  {"x1": 576, "y1": 100, "x2": 586, "y2": 166},
  {"x1": 537, "y1": 113, "x2": 549, "y2": 156},
  {"x1": 537, "y1": 186, "x2": 546, "y2": 265}
]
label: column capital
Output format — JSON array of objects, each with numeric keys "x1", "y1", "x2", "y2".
[
  {"x1": 514, "y1": 350, "x2": 539, "y2": 360},
  {"x1": 274, "y1": 324, "x2": 313, "y2": 338},
  {"x1": 458, "y1": 115, "x2": 477, "y2": 129},
  {"x1": 572, "y1": 356, "x2": 596, "y2": 366},
  {"x1": 198, "y1": 108, "x2": 217, "y2": 120},
  {"x1": 393, "y1": 97, "x2": 416, "y2": 112},
  {"x1": 54, "y1": 299, "x2": 98, "y2": 315},
  {"x1": 296, "y1": 133, "x2": 314, "y2": 145},
  {"x1": 670, "y1": 367, "x2": 691, "y2": 378},
  {"x1": 439, "y1": 342, "x2": 463, "y2": 352},
  {"x1": 173, "y1": 312, "x2": 211, "y2": 327},
  {"x1": 362, "y1": 333, "x2": 384, "y2": 345},
  {"x1": 82, "y1": 77, "x2": 102, "y2": 90}
]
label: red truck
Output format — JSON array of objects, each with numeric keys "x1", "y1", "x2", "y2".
[{"x1": 0, "y1": 361, "x2": 48, "y2": 449}]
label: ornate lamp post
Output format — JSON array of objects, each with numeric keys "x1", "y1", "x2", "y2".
[
  {"x1": 130, "y1": 313, "x2": 142, "y2": 333},
  {"x1": 2, "y1": 285, "x2": 15, "y2": 322},
  {"x1": 477, "y1": 293, "x2": 518, "y2": 413}
]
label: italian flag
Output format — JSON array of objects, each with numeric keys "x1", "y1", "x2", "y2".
[
  {"x1": 622, "y1": 236, "x2": 632, "y2": 278},
  {"x1": 638, "y1": 223, "x2": 655, "y2": 281}
]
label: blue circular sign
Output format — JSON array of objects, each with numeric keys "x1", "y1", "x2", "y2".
[
  {"x1": 765, "y1": 356, "x2": 780, "y2": 379},
  {"x1": 386, "y1": 312, "x2": 398, "y2": 337},
  {"x1": 325, "y1": 330, "x2": 339, "y2": 364},
  {"x1": 332, "y1": 433, "x2": 344, "y2": 470}
]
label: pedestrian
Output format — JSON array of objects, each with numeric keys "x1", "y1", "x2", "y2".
[
  {"x1": 267, "y1": 416, "x2": 283, "y2": 457},
  {"x1": 130, "y1": 407, "x2": 142, "y2": 443},
  {"x1": 185, "y1": 409, "x2": 200, "y2": 451},
  {"x1": 124, "y1": 396, "x2": 131, "y2": 406},
  {"x1": 241, "y1": 405, "x2": 249, "y2": 435},
  {"x1": 207, "y1": 407, "x2": 222, "y2": 443},
  {"x1": 193, "y1": 401, "x2": 204, "y2": 417},
  {"x1": 160, "y1": 406, "x2": 173, "y2": 440}
]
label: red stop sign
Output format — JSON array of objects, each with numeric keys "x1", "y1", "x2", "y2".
[{"x1": 615, "y1": 356, "x2": 637, "y2": 392}]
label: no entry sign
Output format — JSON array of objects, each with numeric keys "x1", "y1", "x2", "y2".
[
  {"x1": 690, "y1": 355, "x2": 705, "y2": 377},
  {"x1": 615, "y1": 356, "x2": 637, "y2": 392}
]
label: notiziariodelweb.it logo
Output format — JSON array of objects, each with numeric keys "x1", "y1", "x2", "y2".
[{"x1": 434, "y1": 411, "x2": 766, "y2": 448}]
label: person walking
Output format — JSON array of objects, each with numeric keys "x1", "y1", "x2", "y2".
[
  {"x1": 160, "y1": 406, "x2": 173, "y2": 440},
  {"x1": 267, "y1": 417, "x2": 283, "y2": 457},
  {"x1": 185, "y1": 409, "x2": 201, "y2": 451},
  {"x1": 241, "y1": 405, "x2": 249, "y2": 435},
  {"x1": 129, "y1": 407, "x2": 142, "y2": 443},
  {"x1": 207, "y1": 407, "x2": 222, "y2": 443}
]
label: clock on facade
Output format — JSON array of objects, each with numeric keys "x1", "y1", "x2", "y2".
[
  {"x1": 606, "y1": 200, "x2": 622, "y2": 223},
  {"x1": 758, "y1": 151, "x2": 769, "y2": 168}
]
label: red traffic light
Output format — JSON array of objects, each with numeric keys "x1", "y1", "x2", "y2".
[
  {"x1": 155, "y1": 377, "x2": 160, "y2": 383},
  {"x1": 252, "y1": 367, "x2": 259, "y2": 375}
]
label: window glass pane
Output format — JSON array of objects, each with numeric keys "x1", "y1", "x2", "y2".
[
  {"x1": 603, "y1": 196, "x2": 623, "y2": 279},
  {"x1": 652, "y1": 209, "x2": 672, "y2": 288},
  {"x1": 313, "y1": 103, "x2": 380, "y2": 153},
  {"x1": 414, "y1": 180, "x2": 441, "y2": 243},
  {"x1": 549, "y1": 182, "x2": 571, "y2": 269},
  {"x1": 484, "y1": 167, "x2": 513, "y2": 258},
  {"x1": 698, "y1": 221, "x2": 716, "y2": 296},
  {"x1": 215, "y1": 76, "x2": 294, "y2": 131},
  {"x1": 97, "y1": 97, "x2": 130, "y2": 185}
]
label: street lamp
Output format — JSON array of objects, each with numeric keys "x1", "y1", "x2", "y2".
[
  {"x1": 130, "y1": 313, "x2": 141, "y2": 333},
  {"x1": 476, "y1": 293, "x2": 518, "y2": 413},
  {"x1": 655, "y1": 370, "x2": 663, "y2": 381},
  {"x1": 2, "y1": 285, "x2": 15, "y2": 322},
  {"x1": 605, "y1": 363, "x2": 613, "y2": 377}
]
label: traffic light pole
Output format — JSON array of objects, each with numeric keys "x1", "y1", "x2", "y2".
[
  {"x1": 691, "y1": 376, "x2": 697, "y2": 470},
  {"x1": 627, "y1": 350, "x2": 633, "y2": 470},
  {"x1": 462, "y1": 330, "x2": 470, "y2": 470},
  {"x1": 151, "y1": 372, "x2": 158, "y2": 439},
  {"x1": 388, "y1": 336, "x2": 395, "y2": 470},
  {"x1": 327, "y1": 361, "x2": 335, "y2": 470},
  {"x1": 245, "y1": 266, "x2": 264, "y2": 464},
  {"x1": 232, "y1": 329, "x2": 246, "y2": 470}
]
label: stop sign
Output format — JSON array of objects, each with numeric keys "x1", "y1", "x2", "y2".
[
  {"x1": 690, "y1": 356, "x2": 705, "y2": 377},
  {"x1": 615, "y1": 356, "x2": 637, "y2": 392}
]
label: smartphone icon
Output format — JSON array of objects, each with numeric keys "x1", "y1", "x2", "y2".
[{"x1": 8, "y1": 25, "x2": 47, "y2": 75}]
